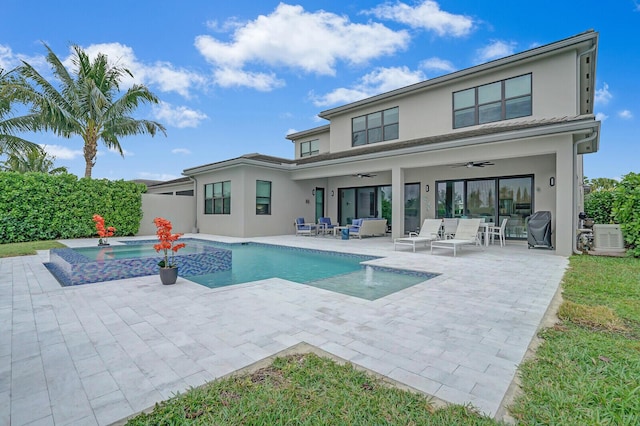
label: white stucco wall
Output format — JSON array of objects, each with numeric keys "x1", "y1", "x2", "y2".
[
  {"x1": 326, "y1": 50, "x2": 578, "y2": 154},
  {"x1": 138, "y1": 193, "x2": 195, "y2": 236}
]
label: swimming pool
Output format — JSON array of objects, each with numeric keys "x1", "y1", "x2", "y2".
[{"x1": 47, "y1": 239, "x2": 437, "y2": 300}]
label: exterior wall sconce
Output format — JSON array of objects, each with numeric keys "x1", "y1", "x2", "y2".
[
  {"x1": 311, "y1": 188, "x2": 315, "y2": 196},
  {"x1": 549, "y1": 177, "x2": 555, "y2": 187},
  {"x1": 425, "y1": 184, "x2": 430, "y2": 193},
  {"x1": 331, "y1": 190, "x2": 335, "y2": 197}
]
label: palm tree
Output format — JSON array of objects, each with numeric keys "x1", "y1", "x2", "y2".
[
  {"x1": 1, "y1": 148, "x2": 68, "y2": 174},
  {"x1": 10, "y1": 43, "x2": 166, "y2": 177},
  {"x1": 0, "y1": 68, "x2": 42, "y2": 157}
]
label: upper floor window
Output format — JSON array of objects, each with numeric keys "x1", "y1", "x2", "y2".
[
  {"x1": 352, "y1": 106, "x2": 399, "y2": 146},
  {"x1": 300, "y1": 139, "x2": 319, "y2": 157},
  {"x1": 204, "y1": 181, "x2": 230, "y2": 214},
  {"x1": 256, "y1": 180, "x2": 271, "y2": 215},
  {"x1": 453, "y1": 74, "x2": 532, "y2": 129}
]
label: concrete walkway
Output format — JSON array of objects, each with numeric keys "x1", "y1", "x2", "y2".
[{"x1": 0, "y1": 234, "x2": 568, "y2": 425}]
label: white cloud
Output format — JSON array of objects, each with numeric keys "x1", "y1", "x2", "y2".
[
  {"x1": 0, "y1": 44, "x2": 46, "y2": 72},
  {"x1": 285, "y1": 128, "x2": 297, "y2": 136},
  {"x1": 475, "y1": 40, "x2": 517, "y2": 63},
  {"x1": 595, "y1": 112, "x2": 608, "y2": 121},
  {"x1": 312, "y1": 66, "x2": 425, "y2": 106},
  {"x1": 619, "y1": 110, "x2": 633, "y2": 119},
  {"x1": 137, "y1": 172, "x2": 180, "y2": 181},
  {"x1": 595, "y1": 83, "x2": 612, "y2": 106},
  {"x1": 78, "y1": 43, "x2": 207, "y2": 97},
  {"x1": 213, "y1": 67, "x2": 284, "y2": 91},
  {"x1": 194, "y1": 3, "x2": 409, "y2": 90},
  {"x1": 152, "y1": 101, "x2": 208, "y2": 128},
  {"x1": 171, "y1": 148, "x2": 191, "y2": 155},
  {"x1": 419, "y1": 57, "x2": 456, "y2": 73},
  {"x1": 365, "y1": 0, "x2": 474, "y2": 37},
  {"x1": 40, "y1": 144, "x2": 83, "y2": 160}
]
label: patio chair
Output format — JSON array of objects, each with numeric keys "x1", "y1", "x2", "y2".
[
  {"x1": 294, "y1": 217, "x2": 317, "y2": 236},
  {"x1": 431, "y1": 218, "x2": 482, "y2": 256},
  {"x1": 318, "y1": 217, "x2": 338, "y2": 235},
  {"x1": 347, "y1": 218, "x2": 363, "y2": 238},
  {"x1": 442, "y1": 218, "x2": 459, "y2": 239},
  {"x1": 489, "y1": 217, "x2": 509, "y2": 246},
  {"x1": 394, "y1": 219, "x2": 442, "y2": 252}
]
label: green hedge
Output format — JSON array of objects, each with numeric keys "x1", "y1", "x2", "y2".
[
  {"x1": 584, "y1": 190, "x2": 615, "y2": 224},
  {"x1": 612, "y1": 172, "x2": 640, "y2": 257},
  {"x1": 0, "y1": 172, "x2": 146, "y2": 243}
]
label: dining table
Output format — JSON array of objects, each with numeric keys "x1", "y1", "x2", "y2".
[{"x1": 479, "y1": 222, "x2": 495, "y2": 246}]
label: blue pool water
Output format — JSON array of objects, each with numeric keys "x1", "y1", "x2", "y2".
[
  {"x1": 180, "y1": 241, "x2": 437, "y2": 300},
  {"x1": 56, "y1": 239, "x2": 437, "y2": 300},
  {"x1": 73, "y1": 244, "x2": 205, "y2": 260}
]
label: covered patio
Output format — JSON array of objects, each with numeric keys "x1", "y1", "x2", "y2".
[{"x1": 1, "y1": 235, "x2": 566, "y2": 425}]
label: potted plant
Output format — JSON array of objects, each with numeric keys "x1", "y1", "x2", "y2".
[
  {"x1": 92, "y1": 214, "x2": 116, "y2": 246},
  {"x1": 153, "y1": 217, "x2": 186, "y2": 285}
]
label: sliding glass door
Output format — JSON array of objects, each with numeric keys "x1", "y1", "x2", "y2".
[{"x1": 436, "y1": 175, "x2": 533, "y2": 239}]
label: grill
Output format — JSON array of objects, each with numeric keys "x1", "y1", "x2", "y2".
[{"x1": 527, "y1": 211, "x2": 553, "y2": 249}]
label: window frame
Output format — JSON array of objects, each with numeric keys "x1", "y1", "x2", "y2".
[
  {"x1": 453, "y1": 74, "x2": 532, "y2": 129},
  {"x1": 300, "y1": 139, "x2": 319, "y2": 157},
  {"x1": 352, "y1": 106, "x2": 399, "y2": 146},
  {"x1": 204, "y1": 180, "x2": 231, "y2": 215},
  {"x1": 256, "y1": 180, "x2": 272, "y2": 215}
]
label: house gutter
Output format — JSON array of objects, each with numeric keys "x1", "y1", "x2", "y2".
[{"x1": 572, "y1": 131, "x2": 598, "y2": 255}]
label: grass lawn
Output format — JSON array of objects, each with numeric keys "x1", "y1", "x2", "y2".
[
  {"x1": 509, "y1": 255, "x2": 640, "y2": 425},
  {"x1": 0, "y1": 240, "x2": 65, "y2": 258},
  {"x1": 125, "y1": 353, "x2": 499, "y2": 425}
]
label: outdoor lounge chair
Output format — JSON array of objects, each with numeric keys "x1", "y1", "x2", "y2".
[
  {"x1": 318, "y1": 217, "x2": 337, "y2": 235},
  {"x1": 294, "y1": 217, "x2": 317, "y2": 236},
  {"x1": 394, "y1": 219, "x2": 442, "y2": 252},
  {"x1": 431, "y1": 218, "x2": 482, "y2": 256}
]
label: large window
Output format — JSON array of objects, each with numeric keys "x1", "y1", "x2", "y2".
[
  {"x1": 453, "y1": 74, "x2": 532, "y2": 128},
  {"x1": 256, "y1": 180, "x2": 271, "y2": 215},
  {"x1": 300, "y1": 139, "x2": 319, "y2": 157},
  {"x1": 352, "y1": 106, "x2": 399, "y2": 146},
  {"x1": 204, "y1": 181, "x2": 231, "y2": 214},
  {"x1": 436, "y1": 175, "x2": 533, "y2": 239}
]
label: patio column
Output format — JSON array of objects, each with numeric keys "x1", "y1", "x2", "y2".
[
  {"x1": 555, "y1": 141, "x2": 574, "y2": 256},
  {"x1": 391, "y1": 166, "x2": 405, "y2": 240}
]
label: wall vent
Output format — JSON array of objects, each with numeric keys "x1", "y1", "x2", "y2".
[{"x1": 592, "y1": 224, "x2": 625, "y2": 253}]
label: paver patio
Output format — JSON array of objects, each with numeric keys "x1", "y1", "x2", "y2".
[{"x1": 0, "y1": 234, "x2": 567, "y2": 425}]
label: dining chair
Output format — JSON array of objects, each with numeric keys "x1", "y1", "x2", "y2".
[{"x1": 489, "y1": 217, "x2": 509, "y2": 246}]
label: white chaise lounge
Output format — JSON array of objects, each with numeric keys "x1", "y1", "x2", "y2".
[
  {"x1": 394, "y1": 219, "x2": 442, "y2": 252},
  {"x1": 430, "y1": 218, "x2": 482, "y2": 256}
]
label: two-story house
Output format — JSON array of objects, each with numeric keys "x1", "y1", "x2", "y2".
[{"x1": 146, "y1": 30, "x2": 600, "y2": 256}]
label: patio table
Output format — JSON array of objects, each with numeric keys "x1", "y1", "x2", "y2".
[{"x1": 479, "y1": 222, "x2": 495, "y2": 246}]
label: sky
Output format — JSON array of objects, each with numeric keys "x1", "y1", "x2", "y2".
[{"x1": 0, "y1": 1, "x2": 638, "y2": 181}]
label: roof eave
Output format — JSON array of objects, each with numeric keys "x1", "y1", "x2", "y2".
[{"x1": 294, "y1": 118, "x2": 600, "y2": 170}]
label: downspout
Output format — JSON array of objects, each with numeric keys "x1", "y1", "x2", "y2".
[
  {"x1": 188, "y1": 176, "x2": 199, "y2": 233},
  {"x1": 572, "y1": 132, "x2": 598, "y2": 254}
]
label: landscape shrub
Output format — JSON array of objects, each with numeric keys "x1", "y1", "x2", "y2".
[
  {"x1": 584, "y1": 190, "x2": 615, "y2": 224},
  {"x1": 0, "y1": 172, "x2": 145, "y2": 243},
  {"x1": 612, "y1": 172, "x2": 640, "y2": 257}
]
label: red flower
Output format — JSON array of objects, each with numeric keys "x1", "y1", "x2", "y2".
[
  {"x1": 93, "y1": 214, "x2": 116, "y2": 243},
  {"x1": 153, "y1": 217, "x2": 185, "y2": 268}
]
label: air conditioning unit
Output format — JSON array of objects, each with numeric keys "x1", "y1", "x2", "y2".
[{"x1": 592, "y1": 224, "x2": 625, "y2": 253}]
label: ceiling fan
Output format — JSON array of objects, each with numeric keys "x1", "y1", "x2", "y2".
[
  {"x1": 451, "y1": 161, "x2": 494, "y2": 168},
  {"x1": 352, "y1": 172, "x2": 377, "y2": 178}
]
